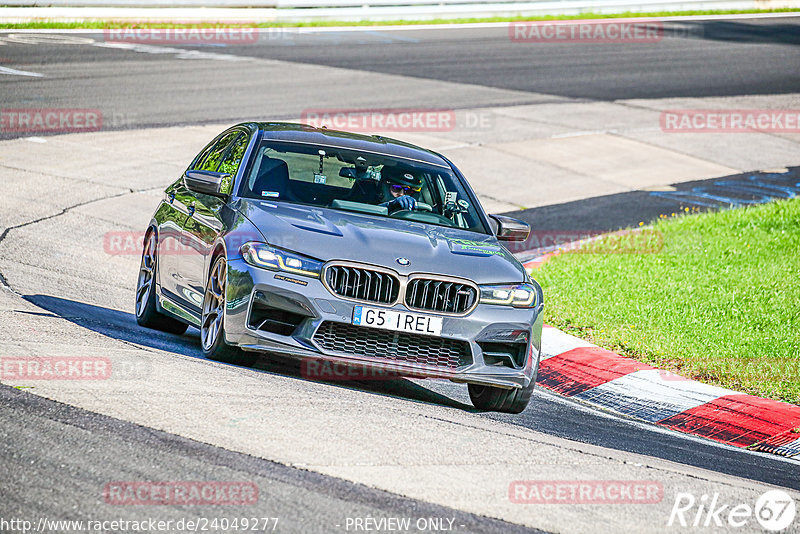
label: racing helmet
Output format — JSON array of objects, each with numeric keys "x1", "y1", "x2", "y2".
[{"x1": 380, "y1": 166, "x2": 423, "y2": 193}]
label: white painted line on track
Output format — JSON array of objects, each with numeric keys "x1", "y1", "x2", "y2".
[
  {"x1": 0, "y1": 65, "x2": 43, "y2": 77},
  {"x1": 92, "y1": 41, "x2": 249, "y2": 61}
]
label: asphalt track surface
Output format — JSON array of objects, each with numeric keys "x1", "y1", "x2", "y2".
[
  {"x1": 210, "y1": 19, "x2": 800, "y2": 101},
  {"x1": 0, "y1": 384, "x2": 537, "y2": 534},
  {"x1": 1, "y1": 17, "x2": 799, "y2": 133},
  {"x1": 1, "y1": 17, "x2": 800, "y2": 533},
  {"x1": 17, "y1": 292, "x2": 800, "y2": 494}
]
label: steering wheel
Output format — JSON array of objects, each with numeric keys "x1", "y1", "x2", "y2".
[
  {"x1": 388, "y1": 202, "x2": 432, "y2": 215},
  {"x1": 389, "y1": 209, "x2": 455, "y2": 227},
  {"x1": 389, "y1": 209, "x2": 413, "y2": 218}
]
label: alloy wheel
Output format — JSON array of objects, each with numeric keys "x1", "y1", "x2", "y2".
[
  {"x1": 135, "y1": 233, "x2": 156, "y2": 318},
  {"x1": 201, "y1": 257, "x2": 226, "y2": 351}
]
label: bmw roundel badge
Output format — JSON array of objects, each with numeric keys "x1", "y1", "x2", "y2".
[{"x1": 396, "y1": 257, "x2": 410, "y2": 266}]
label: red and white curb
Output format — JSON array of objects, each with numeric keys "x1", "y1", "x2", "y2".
[{"x1": 520, "y1": 255, "x2": 800, "y2": 458}]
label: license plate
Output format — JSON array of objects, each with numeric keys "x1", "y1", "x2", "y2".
[{"x1": 352, "y1": 305, "x2": 443, "y2": 337}]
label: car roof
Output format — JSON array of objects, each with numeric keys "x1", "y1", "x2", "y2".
[{"x1": 251, "y1": 122, "x2": 450, "y2": 168}]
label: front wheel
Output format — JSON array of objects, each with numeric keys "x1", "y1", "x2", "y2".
[
  {"x1": 468, "y1": 381, "x2": 534, "y2": 414},
  {"x1": 201, "y1": 256, "x2": 257, "y2": 367}
]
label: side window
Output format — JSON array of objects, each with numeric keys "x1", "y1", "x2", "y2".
[
  {"x1": 218, "y1": 133, "x2": 249, "y2": 177},
  {"x1": 198, "y1": 132, "x2": 240, "y2": 172}
]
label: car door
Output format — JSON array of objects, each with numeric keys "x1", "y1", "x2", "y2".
[
  {"x1": 156, "y1": 140, "x2": 218, "y2": 304},
  {"x1": 180, "y1": 130, "x2": 250, "y2": 310}
]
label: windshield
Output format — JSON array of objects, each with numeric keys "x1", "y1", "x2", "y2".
[{"x1": 239, "y1": 140, "x2": 489, "y2": 234}]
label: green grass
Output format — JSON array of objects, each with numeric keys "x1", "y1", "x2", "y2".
[
  {"x1": 1, "y1": 8, "x2": 797, "y2": 29},
  {"x1": 535, "y1": 199, "x2": 800, "y2": 404}
]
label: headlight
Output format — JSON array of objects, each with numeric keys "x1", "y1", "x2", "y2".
[
  {"x1": 479, "y1": 283, "x2": 538, "y2": 308},
  {"x1": 240, "y1": 242, "x2": 323, "y2": 278}
]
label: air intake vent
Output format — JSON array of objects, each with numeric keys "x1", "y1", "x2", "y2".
[
  {"x1": 405, "y1": 278, "x2": 477, "y2": 314},
  {"x1": 247, "y1": 302, "x2": 305, "y2": 336},
  {"x1": 325, "y1": 265, "x2": 399, "y2": 305},
  {"x1": 313, "y1": 321, "x2": 471, "y2": 369}
]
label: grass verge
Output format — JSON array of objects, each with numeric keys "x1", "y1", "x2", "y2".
[
  {"x1": 0, "y1": 8, "x2": 798, "y2": 29},
  {"x1": 534, "y1": 199, "x2": 800, "y2": 404}
]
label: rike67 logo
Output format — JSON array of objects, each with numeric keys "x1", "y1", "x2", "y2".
[{"x1": 668, "y1": 489, "x2": 796, "y2": 531}]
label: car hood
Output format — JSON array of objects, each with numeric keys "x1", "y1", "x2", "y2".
[{"x1": 236, "y1": 199, "x2": 526, "y2": 284}]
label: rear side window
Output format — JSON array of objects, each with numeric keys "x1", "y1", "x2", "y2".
[{"x1": 197, "y1": 132, "x2": 241, "y2": 172}]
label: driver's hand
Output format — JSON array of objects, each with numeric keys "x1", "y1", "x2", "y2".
[{"x1": 390, "y1": 195, "x2": 416, "y2": 211}]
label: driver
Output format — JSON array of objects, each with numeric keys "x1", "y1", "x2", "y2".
[{"x1": 379, "y1": 168, "x2": 422, "y2": 213}]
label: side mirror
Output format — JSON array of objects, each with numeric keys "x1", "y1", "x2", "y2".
[
  {"x1": 490, "y1": 214, "x2": 530, "y2": 242},
  {"x1": 184, "y1": 170, "x2": 230, "y2": 198}
]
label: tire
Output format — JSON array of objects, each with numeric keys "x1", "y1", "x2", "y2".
[
  {"x1": 135, "y1": 230, "x2": 189, "y2": 335},
  {"x1": 200, "y1": 255, "x2": 257, "y2": 367},
  {"x1": 468, "y1": 380, "x2": 534, "y2": 414}
]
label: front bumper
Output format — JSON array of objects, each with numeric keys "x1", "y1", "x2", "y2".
[{"x1": 224, "y1": 258, "x2": 543, "y2": 389}]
